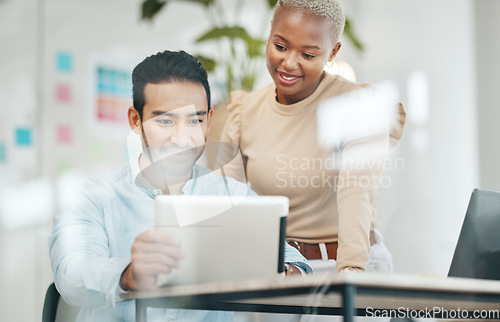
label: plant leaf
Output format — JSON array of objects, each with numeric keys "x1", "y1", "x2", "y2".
[
  {"x1": 267, "y1": 0, "x2": 278, "y2": 9},
  {"x1": 343, "y1": 17, "x2": 364, "y2": 52},
  {"x1": 141, "y1": 0, "x2": 167, "y2": 21},
  {"x1": 196, "y1": 26, "x2": 252, "y2": 43},
  {"x1": 195, "y1": 55, "x2": 217, "y2": 72},
  {"x1": 241, "y1": 73, "x2": 256, "y2": 91},
  {"x1": 177, "y1": 0, "x2": 214, "y2": 7},
  {"x1": 246, "y1": 37, "x2": 266, "y2": 58},
  {"x1": 196, "y1": 26, "x2": 265, "y2": 58},
  {"x1": 226, "y1": 64, "x2": 233, "y2": 94}
]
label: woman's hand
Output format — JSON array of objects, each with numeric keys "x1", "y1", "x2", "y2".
[
  {"x1": 285, "y1": 264, "x2": 302, "y2": 276},
  {"x1": 340, "y1": 267, "x2": 361, "y2": 273}
]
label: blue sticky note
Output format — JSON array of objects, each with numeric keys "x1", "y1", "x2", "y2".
[
  {"x1": 0, "y1": 143, "x2": 6, "y2": 162},
  {"x1": 56, "y1": 51, "x2": 73, "y2": 73},
  {"x1": 120, "y1": 72, "x2": 132, "y2": 96},
  {"x1": 16, "y1": 127, "x2": 32, "y2": 146}
]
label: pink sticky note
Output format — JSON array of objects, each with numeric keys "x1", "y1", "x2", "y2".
[
  {"x1": 57, "y1": 124, "x2": 73, "y2": 145},
  {"x1": 56, "y1": 83, "x2": 72, "y2": 103}
]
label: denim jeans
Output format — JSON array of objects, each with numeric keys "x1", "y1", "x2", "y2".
[
  {"x1": 308, "y1": 229, "x2": 393, "y2": 274},
  {"x1": 235, "y1": 229, "x2": 393, "y2": 322}
]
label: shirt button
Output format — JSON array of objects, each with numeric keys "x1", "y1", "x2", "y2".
[{"x1": 153, "y1": 190, "x2": 159, "y2": 196}]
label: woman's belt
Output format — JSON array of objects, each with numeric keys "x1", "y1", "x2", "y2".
[{"x1": 287, "y1": 231, "x2": 377, "y2": 260}]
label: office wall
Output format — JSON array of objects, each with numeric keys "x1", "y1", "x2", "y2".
[
  {"x1": 340, "y1": 0, "x2": 480, "y2": 275},
  {"x1": 0, "y1": 0, "x2": 496, "y2": 320},
  {"x1": 40, "y1": 0, "x2": 208, "y2": 179},
  {"x1": 0, "y1": 1, "x2": 270, "y2": 321},
  {"x1": 0, "y1": 1, "x2": 47, "y2": 320},
  {"x1": 0, "y1": 0, "x2": 39, "y2": 182},
  {"x1": 476, "y1": 0, "x2": 500, "y2": 192}
]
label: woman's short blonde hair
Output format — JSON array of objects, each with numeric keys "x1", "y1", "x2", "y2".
[{"x1": 273, "y1": 0, "x2": 345, "y2": 43}]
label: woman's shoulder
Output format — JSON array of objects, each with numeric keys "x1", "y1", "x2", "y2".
[
  {"x1": 218, "y1": 84, "x2": 275, "y2": 143},
  {"x1": 322, "y1": 73, "x2": 372, "y2": 97},
  {"x1": 223, "y1": 84, "x2": 273, "y2": 124},
  {"x1": 227, "y1": 84, "x2": 273, "y2": 110}
]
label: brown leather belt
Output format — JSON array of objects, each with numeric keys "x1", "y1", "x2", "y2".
[{"x1": 287, "y1": 231, "x2": 377, "y2": 260}]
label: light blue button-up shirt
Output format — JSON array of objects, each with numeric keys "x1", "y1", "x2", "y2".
[{"x1": 49, "y1": 164, "x2": 311, "y2": 322}]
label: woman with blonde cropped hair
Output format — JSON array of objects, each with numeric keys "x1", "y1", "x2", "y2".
[{"x1": 222, "y1": 0, "x2": 405, "y2": 276}]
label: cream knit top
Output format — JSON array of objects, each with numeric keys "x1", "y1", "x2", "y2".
[{"x1": 220, "y1": 72, "x2": 405, "y2": 270}]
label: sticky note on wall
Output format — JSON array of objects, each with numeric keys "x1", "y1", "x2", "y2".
[
  {"x1": 56, "y1": 83, "x2": 72, "y2": 103},
  {"x1": 57, "y1": 159, "x2": 73, "y2": 173},
  {"x1": 57, "y1": 124, "x2": 73, "y2": 145},
  {"x1": 91, "y1": 140, "x2": 108, "y2": 160},
  {"x1": 56, "y1": 51, "x2": 73, "y2": 73},
  {"x1": 95, "y1": 65, "x2": 132, "y2": 125},
  {"x1": 16, "y1": 127, "x2": 32, "y2": 146}
]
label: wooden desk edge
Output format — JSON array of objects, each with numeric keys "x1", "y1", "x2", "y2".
[{"x1": 122, "y1": 272, "x2": 500, "y2": 301}]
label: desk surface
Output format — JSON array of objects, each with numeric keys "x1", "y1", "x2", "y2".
[{"x1": 123, "y1": 272, "x2": 500, "y2": 314}]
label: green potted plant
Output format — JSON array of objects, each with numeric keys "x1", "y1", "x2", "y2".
[{"x1": 141, "y1": 0, "x2": 362, "y2": 98}]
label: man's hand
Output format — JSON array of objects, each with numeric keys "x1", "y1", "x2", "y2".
[{"x1": 120, "y1": 229, "x2": 185, "y2": 291}]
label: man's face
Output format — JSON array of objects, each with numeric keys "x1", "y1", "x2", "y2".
[{"x1": 128, "y1": 81, "x2": 212, "y2": 176}]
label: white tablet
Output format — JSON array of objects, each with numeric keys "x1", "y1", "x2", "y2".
[{"x1": 154, "y1": 195, "x2": 289, "y2": 286}]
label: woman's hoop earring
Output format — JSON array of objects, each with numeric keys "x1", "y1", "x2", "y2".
[{"x1": 326, "y1": 60, "x2": 334, "y2": 68}]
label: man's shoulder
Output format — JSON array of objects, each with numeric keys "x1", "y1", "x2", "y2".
[
  {"x1": 86, "y1": 166, "x2": 131, "y2": 185},
  {"x1": 81, "y1": 166, "x2": 134, "y2": 197},
  {"x1": 191, "y1": 165, "x2": 255, "y2": 196}
]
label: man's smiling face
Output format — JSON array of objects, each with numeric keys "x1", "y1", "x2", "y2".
[{"x1": 129, "y1": 81, "x2": 212, "y2": 176}]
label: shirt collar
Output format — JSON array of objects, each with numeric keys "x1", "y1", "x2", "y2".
[
  {"x1": 131, "y1": 154, "x2": 155, "y2": 190},
  {"x1": 131, "y1": 154, "x2": 204, "y2": 194}
]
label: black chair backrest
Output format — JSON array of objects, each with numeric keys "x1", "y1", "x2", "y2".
[
  {"x1": 42, "y1": 283, "x2": 60, "y2": 322},
  {"x1": 42, "y1": 283, "x2": 80, "y2": 322}
]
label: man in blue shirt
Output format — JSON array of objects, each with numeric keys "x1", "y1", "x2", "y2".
[{"x1": 49, "y1": 50, "x2": 311, "y2": 322}]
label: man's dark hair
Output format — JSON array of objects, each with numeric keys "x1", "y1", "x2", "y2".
[{"x1": 132, "y1": 50, "x2": 211, "y2": 119}]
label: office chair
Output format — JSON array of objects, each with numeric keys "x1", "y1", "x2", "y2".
[{"x1": 42, "y1": 283, "x2": 80, "y2": 322}]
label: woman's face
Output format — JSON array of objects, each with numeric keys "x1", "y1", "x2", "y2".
[{"x1": 266, "y1": 6, "x2": 340, "y2": 105}]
